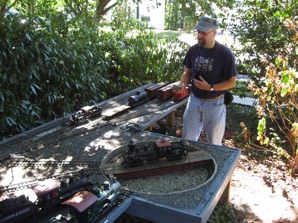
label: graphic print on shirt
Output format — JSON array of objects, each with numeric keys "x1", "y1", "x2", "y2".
[{"x1": 194, "y1": 56, "x2": 214, "y2": 73}]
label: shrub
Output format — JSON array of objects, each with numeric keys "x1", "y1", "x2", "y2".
[
  {"x1": 230, "y1": 0, "x2": 297, "y2": 75},
  {"x1": 97, "y1": 5, "x2": 188, "y2": 96},
  {"x1": 0, "y1": 13, "x2": 109, "y2": 138},
  {"x1": 0, "y1": 7, "x2": 188, "y2": 140},
  {"x1": 248, "y1": 55, "x2": 298, "y2": 176}
]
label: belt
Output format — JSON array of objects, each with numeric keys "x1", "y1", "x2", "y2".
[{"x1": 199, "y1": 94, "x2": 224, "y2": 102}]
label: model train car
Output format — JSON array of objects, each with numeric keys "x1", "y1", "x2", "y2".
[
  {"x1": 71, "y1": 104, "x2": 102, "y2": 123},
  {"x1": 70, "y1": 81, "x2": 189, "y2": 123},
  {"x1": 0, "y1": 177, "x2": 92, "y2": 223},
  {"x1": 62, "y1": 175, "x2": 121, "y2": 223},
  {"x1": 122, "y1": 139, "x2": 188, "y2": 167},
  {"x1": 127, "y1": 91, "x2": 149, "y2": 106}
]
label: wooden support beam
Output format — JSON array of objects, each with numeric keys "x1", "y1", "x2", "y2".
[
  {"x1": 218, "y1": 180, "x2": 231, "y2": 204},
  {"x1": 166, "y1": 110, "x2": 175, "y2": 129}
]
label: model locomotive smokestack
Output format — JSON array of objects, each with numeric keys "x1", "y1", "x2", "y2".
[{"x1": 128, "y1": 140, "x2": 136, "y2": 154}]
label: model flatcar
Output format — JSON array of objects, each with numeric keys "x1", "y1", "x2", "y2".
[{"x1": 71, "y1": 105, "x2": 102, "y2": 123}]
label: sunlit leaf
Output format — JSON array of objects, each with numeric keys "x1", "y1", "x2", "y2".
[
  {"x1": 294, "y1": 84, "x2": 298, "y2": 93},
  {"x1": 25, "y1": 33, "x2": 31, "y2": 41},
  {"x1": 30, "y1": 85, "x2": 37, "y2": 95},
  {"x1": 6, "y1": 117, "x2": 17, "y2": 126},
  {"x1": 281, "y1": 86, "x2": 287, "y2": 97}
]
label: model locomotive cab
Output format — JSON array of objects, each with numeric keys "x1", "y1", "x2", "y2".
[
  {"x1": 122, "y1": 139, "x2": 188, "y2": 167},
  {"x1": 62, "y1": 175, "x2": 121, "y2": 223}
]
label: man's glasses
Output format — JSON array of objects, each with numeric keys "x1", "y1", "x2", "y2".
[{"x1": 197, "y1": 30, "x2": 214, "y2": 36}]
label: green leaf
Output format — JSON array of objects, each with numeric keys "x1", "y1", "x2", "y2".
[
  {"x1": 32, "y1": 84, "x2": 41, "y2": 90},
  {"x1": 30, "y1": 85, "x2": 37, "y2": 95},
  {"x1": 281, "y1": 72, "x2": 289, "y2": 83},
  {"x1": 25, "y1": 33, "x2": 31, "y2": 41},
  {"x1": 20, "y1": 103, "x2": 28, "y2": 110},
  {"x1": 294, "y1": 84, "x2": 298, "y2": 93},
  {"x1": 0, "y1": 92, "x2": 4, "y2": 102},
  {"x1": 48, "y1": 95, "x2": 52, "y2": 104},
  {"x1": 281, "y1": 86, "x2": 287, "y2": 97},
  {"x1": 6, "y1": 117, "x2": 17, "y2": 126}
]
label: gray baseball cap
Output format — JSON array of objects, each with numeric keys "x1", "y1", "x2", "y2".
[{"x1": 194, "y1": 16, "x2": 219, "y2": 31}]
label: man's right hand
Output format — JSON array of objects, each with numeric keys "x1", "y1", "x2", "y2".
[{"x1": 173, "y1": 84, "x2": 188, "y2": 94}]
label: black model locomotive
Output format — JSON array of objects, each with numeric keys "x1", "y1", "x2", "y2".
[
  {"x1": 0, "y1": 176, "x2": 121, "y2": 223},
  {"x1": 62, "y1": 175, "x2": 121, "y2": 223},
  {"x1": 122, "y1": 139, "x2": 188, "y2": 167},
  {"x1": 0, "y1": 177, "x2": 92, "y2": 223},
  {"x1": 127, "y1": 91, "x2": 149, "y2": 106}
]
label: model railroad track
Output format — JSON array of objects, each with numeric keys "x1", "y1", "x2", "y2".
[
  {"x1": 0, "y1": 84, "x2": 153, "y2": 151},
  {"x1": 0, "y1": 97, "x2": 178, "y2": 162},
  {"x1": 0, "y1": 161, "x2": 102, "y2": 194},
  {"x1": 0, "y1": 120, "x2": 107, "y2": 162},
  {"x1": 0, "y1": 125, "x2": 95, "y2": 162},
  {"x1": 0, "y1": 116, "x2": 114, "y2": 162},
  {"x1": 0, "y1": 82, "x2": 184, "y2": 162},
  {"x1": 0, "y1": 117, "x2": 69, "y2": 150},
  {"x1": 90, "y1": 190, "x2": 134, "y2": 223},
  {"x1": 12, "y1": 160, "x2": 102, "y2": 167},
  {"x1": 115, "y1": 98, "x2": 181, "y2": 129},
  {"x1": 0, "y1": 111, "x2": 105, "y2": 161}
]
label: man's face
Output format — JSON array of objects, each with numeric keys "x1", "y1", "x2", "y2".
[{"x1": 197, "y1": 29, "x2": 215, "y2": 46}]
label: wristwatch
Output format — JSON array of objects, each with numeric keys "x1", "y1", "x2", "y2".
[{"x1": 209, "y1": 84, "x2": 214, "y2": 91}]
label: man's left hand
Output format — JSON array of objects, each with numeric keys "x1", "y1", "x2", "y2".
[{"x1": 193, "y1": 76, "x2": 210, "y2": 91}]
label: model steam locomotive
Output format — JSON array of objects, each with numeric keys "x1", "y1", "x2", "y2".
[
  {"x1": 0, "y1": 175, "x2": 121, "y2": 223},
  {"x1": 62, "y1": 175, "x2": 121, "y2": 223},
  {"x1": 122, "y1": 139, "x2": 188, "y2": 167}
]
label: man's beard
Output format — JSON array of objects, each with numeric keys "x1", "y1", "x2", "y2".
[{"x1": 198, "y1": 38, "x2": 205, "y2": 46}]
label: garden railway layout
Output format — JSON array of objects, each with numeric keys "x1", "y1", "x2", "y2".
[{"x1": 0, "y1": 83, "x2": 240, "y2": 223}]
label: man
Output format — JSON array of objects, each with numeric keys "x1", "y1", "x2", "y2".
[{"x1": 177, "y1": 16, "x2": 237, "y2": 145}]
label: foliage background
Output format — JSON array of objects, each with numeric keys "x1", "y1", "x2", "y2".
[{"x1": 0, "y1": 1, "x2": 188, "y2": 139}]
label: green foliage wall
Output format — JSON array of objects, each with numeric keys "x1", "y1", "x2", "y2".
[
  {"x1": 0, "y1": 13, "x2": 109, "y2": 137},
  {"x1": 98, "y1": 9, "x2": 188, "y2": 95},
  {"x1": 230, "y1": 0, "x2": 297, "y2": 75},
  {"x1": 0, "y1": 7, "x2": 188, "y2": 140}
]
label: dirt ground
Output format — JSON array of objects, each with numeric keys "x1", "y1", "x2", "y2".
[
  {"x1": 229, "y1": 153, "x2": 298, "y2": 223},
  {"x1": 225, "y1": 144, "x2": 298, "y2": 223}
]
